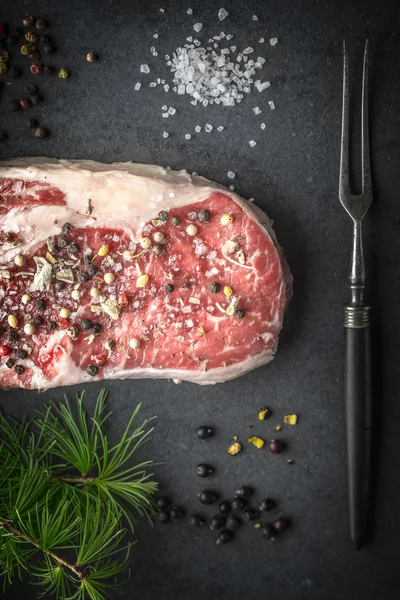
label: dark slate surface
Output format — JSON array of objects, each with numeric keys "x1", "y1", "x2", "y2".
[{"x1": 1, "y1": 0, "x2": 400, "y2": 598}]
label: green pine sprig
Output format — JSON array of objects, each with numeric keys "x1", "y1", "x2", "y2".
[{"x1": 0, "y1": 389, "x2": 157, "y2": 599}]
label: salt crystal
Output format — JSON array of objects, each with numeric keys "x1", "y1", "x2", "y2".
[
  {"x1": 259, "y1": 37, "x2": 265, "y2": 43},
  {"x1": 187, "y1": 8, "x2": 193, "y2": 14},
  {"x1": 270, "y1": 37, "x2": 278, "y2": 46},
  {"x1": 150, "y1": 46, "x2": 156, "y2": 52},
  {"x1": 217, "y1": 126, "x2": 224, "y2": 131},
  {"x1": 163, "y1": 131, "x2": 169, "y2": 138},
  {"x1": 177, "y1": 85, "x2": 185, "y2": 94},
  {"x1": 162, "y1": 104, "x2": 168, "y2": 110},
  {"x1": 253, "y1": 106, "x2": 262, "y2": 115},
  {"x1": 205, "y1": 124, "x2": 213, "y2": 132},
  {"x1": 168, "y1": 107, "x2": 176, "y2": 115},
  {"x1": 230, "y1": 45, "x2": 237, "y2": 52},
  {"x1": 159, "y1": 7, "x2": 165, "y2": 13},
  {"x1": 252, "y1": 15, "x2": 259, "y2": 20},
  {"x1": 195, "y1": 126, "x2": 201, "y2": 132},
  {"x1": 165, "y1": 54, "x2": 170, "y2": 60},
  {"x1": 227, "y1": 171, "x2": 235, "y2": 179},
  {"x1": 185, "y1": 134, "x2": 192, "y2": 140},
  {"x1": 115, "y1": 263, "x2": 122, "y2": 272},
  {"x1": 255, "y1": 80, "x2": 271, "y2": 92},
  {"x1": 249, "y1": 140, "x2": 257, "y2": 147},
  {"x1": 257, "y1": 57, "x2": 266, "y2": 65},
  {"x1": 260, "y1": 122, "x2": 266, "y2": 130},
  {"x1": 162, "y1": 112, "x2": 169, "y2": 118},
  {"x1": 153, "y1": 33, "x2": 159, "y2": 39},
  {"x1": 149, "y1": 82, "x2": 157, "y2": 87},
  {"x1": 164, "y1": 84, "x2": 170, "y2": 92},
  {"x1": 193, "y1": 22, "x2": 203, "y2": 32},
  {"x1": 243, "y1": 47, "x2": 254, "y2": 54},
  {"x1": 229, "y1": 184, "x2": 235, "y2": 191},
  {"x1": 140, "y1": 64, "x2": 150, "y2": 74},
  {"x1": 226, "y1": 34, "x2": 233, "y2": 40},
  {"x1": 269, "y1": 100, "x2": 276, "y2": 110},
  {"x1": 218, "y1": 8, "x2": 229, "y2": 21},
  {"x1": 187, "y1": 36, "x2": 193, "y2": 42},
  {"x1": 134, "y1": 82, "x2": 142, "y2": 91},
  {"x1": 152, "y1": 51, "x2": 158, "y2": 57},
  {"x1": 157, "y1": 78, "x2": 161, "y2": 84}
]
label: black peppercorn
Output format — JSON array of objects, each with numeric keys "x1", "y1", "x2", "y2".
[
  {"x1": 259, "y1": 498, "x2": 275, "y2": 512},
  {"x1": 34, "y1": 127, "x2": 47, "y2": 139},
  {"x1": 198, "y1": 209, "x2": 210, "y2": 222},
  {"x1": 40, "y1": 35, "x2": 49, "y2": 44},
  {"x1": 235, "y1": 486, "x2": 253, "y2": 498},
  {"x1": 27, "y1": 118, "x2": 37, "y2": 129},
  {"x1": 33, "y1": 316, "x2": 43, "y2": 326},
  {"x1": 14, "y1": 364, "x2": 24, "y2": 375},
  {"x1": 242, "y1": 508, "x2": 258, "y2": 522},
  {"x1": 35, "y1": 19, "x2": 47, "y2": 30},
  {"x1": 0, "y1": 132, "x2": 6, "y2": 142},
  {"x1": 55, "y1": 281, "x2": 65, "y2": 291},
  {"x1": 91, "y1": 323, "x2": 101, "y2": 334},
  {"x1": 8, "y1": 332, "x2": 18, "y2": 342},
  {"x1": 87, "y1": 264, "x2": 97, "y2": 276},
  {"x1": 48, "y1": 321, "x2": 57, "y2": 331},
  {"x1": 195, "y1": 426, "x2": 213, "y2": 440},
  {"x1": 216, "y1": 529, "x2": 233, "y2": 544},
  {"x1": 261, "y1": 524, "x2": 275, "y2": 540},
  {"x1": 189, "y1": 515, "x2": 205, "y2": 527},
  {"x1": 235, "y1": 309, "x2": 245, "y2": 319},
  {"x1": 157, "y1": 511, "x2": 170, "y2": 524},
  {"x1": 209, "y1": 515, "x2": 226, "y2": 530},
  {"x1": 69, "y1": 243, "x2": 80, "y2": 254},
  {"x1": 158, "y1": 210, "x2": 168, "y2": 221},
  {"x1": 156, "y1": 497, "x2": 170, "y2": 510},
  {"x1": 43, "y1": 45, "x2": 54, "y2": 55},
  {"x1": 57, "y1": 235, "x2": 70, "y2": 248},
  {"x1": 231, "y1": 497, "x2": 246, "y2": 512},
  {"x1": 42, "y1": 65, "x2": 52, "y2": 76},
  {"x1": 17, "y1": 349, "x2": 27, "y2": 359},
  {"x1": 23, "y1": 16, "x2": 34, "y2": 27},
  {"x1": 6, "y1": 358, "x2": 15, "y2": 368},
  {"x1": 9, "y1": 67, "x2": 20, "y2": 78},
  {"x1": 79, "y1": 272, "x2": 90, "y2": 283},
  {"x1": 226, "y1": 516, "x2": 241, "y2": 531},
  {"x1": 165, "y1": 283, "x2": 174, "y2": 293},
  {"x1": 152, "y1": 244, "x2": 163, "y2": 255},
  {"x1": 86, "y1": 364, "x2": 99, "y2": 376},
  {"x1": 62, "y1": 222, "x2": 73, "y2": 233},
  {"x1": 195, "y1": 464, "x2": 213, "y2": 478},
  {"x1": 273, "y1": 517, "x2": 289, "y2": 533},
  {"x1": 170, "y1": 506, "x2": 185, "y2": 521},
  {"x1": 10, "y1": 100, "x2": 20, "y2": 112},
  {"x1": 268, "y1": 440, "x2": 284, "y2": 455},
  {"x1": 209, "y1": 282, "x2": 220, "y2": 294},
  {"x1": 198, "y1": 490, "x2": 218, "y2": 505},
  {"x1": 0, "y1": 326, "x2": 4, "y2": 335},
  {"x1": 15, "y1": 27, "x2": 23, "y2": 37},
  {"x1": 25, "y1": 84, "x2": 37, "y2": 94},
  {"x1": 84, "y1": 254, "x2": 93, "y2": 264},
  {"x1": 30, "y1": 94, "x2": 40, "y2": 105},
  {"x1": 35, "y1": 299, "x2": 46, "y2": 311},
  {"x1": 219, "y1": 501, "x2": 232, "y2": 515},
  {"x1": 170, "y1": 215, "x2": 180, "y2": 226},
  {"x1": 81, "y1": 319, "x2": 92, "y2": 331},
  {"x1": 7, "y1": 34, "x2": 18, "y2": 45}
]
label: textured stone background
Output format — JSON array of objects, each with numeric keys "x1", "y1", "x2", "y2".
[{"x1": 1, "y1": 0, "x2": 400, "y2": 598}]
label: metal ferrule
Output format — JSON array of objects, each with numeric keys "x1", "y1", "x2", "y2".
[{"x1": 344, "y1": 305, "x2": 371, "y2": 328}]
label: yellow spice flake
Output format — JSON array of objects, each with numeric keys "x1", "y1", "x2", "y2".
[
  {"x1": 227, "y1": 442, "x2": 242, "y2": 456},
  {"x1": 254, "y1": 523, "x2": 261, "y2": 529},
  {"x1": 287, "y1": 459, "x2": 294, "y2": 465},
  {"x1": 223, "y1": 286, "x2": 233, "y2": 297},
  {"x1": 136, "y1": 274, "x2": 149, "y2": 288},
  {"x1": 248, "y1": 436, "x2": 265, "y2": 449},
  {"x1": 45, "y1": 252, "x2": 57, "y2": 265},
  {"x1": 276, "y1": 425, "x2": 282, "y2": 431},
  {"x1": 284, "y1": 414, "x2": 298, "y2": 425},
  {"x1": 258, "y1": 407, "x2": 269, "y2": 421},
  {"x1": 97, "y1": 244, "x2": 109, "y2": 257}
]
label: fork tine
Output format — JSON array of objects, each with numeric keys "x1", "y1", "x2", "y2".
[
  {"x1": 361, "y1": 40, "x2": 372, "y2": 195},
  {"x1": 339, "y1": 41, "x2": 350, "y2": 198}
]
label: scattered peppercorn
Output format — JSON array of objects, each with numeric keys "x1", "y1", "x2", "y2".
[
  {"x1": 198, "y1": 490, "x2": 218, "y2": 505},
  {"x1": 91, "y1": 323, "x2": 101, "y2": 334},
  {"x1": 209, "y1": 515, "x2": 226, "y2": 530},
  {"x1": 6, "y1": 358, "x2": 15, "y2": 369},
  {"x1": 268, "y1": 440, "x2": 284, "y2": 454},
  {"x1": 20, "y1": 43, "x2": 33, "y2": 55},
  {"x1": 156, "y1": 497, "x2": 170, "y2": 510},
  {"x1": 57, "y1": 235, "x2": 70, "y2": 248},
  {"x1": 86, "y1": 364, "x2": 99, "y2": 376},
  {"x1": 198, "y1": 209, "x2": 210, "y2": 222},
  {"x1": 157, "y1": 511, "x2": 169, "y2": 524},
  {"x1": 61, "y1": 222, "x2": 72, "y2": 233},
  {"x1": 30, "y1": 63, "x2": 43, "y2": 75},
  {"x1": 33, "y1": 316, "x2": 43, "y2": 326},
  {"x1": 170, "y1": 506, "x2": 185, "y2": 521},
  {"x1": 235, "y1": 486, "x2": 253, "y2": 498},
  {"x1": 0, "y1": 63, "x2": 7, "y2": 75},
  {"x1": 158, "y1": 210, "x2": 168, "y2": 221},
  {"x1": 219, "y1": 501, "x2": 232, "y2": 515},
  {"x1": 58, "y1": 68, "x2": 69, "y2": 80},
  {"x1": 43, "y1": 44, "x2": 54, "y2": 55},
  {"x1": 87, "y1": 264, "x2": 97, "y2": 276},
  {"x1": 23, "y1": 16, "x2": 34, "y2": 27},
  {"x1": 9, "y1": 67, "x2": 20, "y2": 78},
  {"x1": 195, "y1": 464, "x2": 213, "y2": 478},
  {"x1": 35, "y1": 299, "x2": 46, "y2": 311},
  {"x1": 30, "y1": 94, "x2": 40, "y2": 105},
  {"x1": 170, "y1": 215, "x2": 180, "y2": 226},
  {"x1": 69, "y1": 242, "x2": 80, "y2": 254},
  {"x1": 26, "y1": 118, "x2": 37, "y2": 130},
  {"x1": 165, "y1": 283, "x2": 174, "y2": 293},
  {"x1": 189, "y1": 515, "x2": 205, "y2": 527},
  {"x1": 17, "y1": 349, "x2": 27, "y2": 359},
  {"x1": 19, "y1": 98, "x2": 31, "y2": 110},
  {"x1": 48, "y1": 321, "x2": 58, "y2": 331},
  {"x1": 226, "y1": 516, "x2": 241, "y2": 531},
  {"x1": 28, "y1": 49, "x2": 41, "y2": 60},
  {"x1": 7, "y1": 34, "x2": 18, "y2": 45},
  {"x1": 235, "y1": 309, "x2": 245, "y2": 319},
  {"x1": 80, "y1": 319, "x2": 92, "y2": 331},
  {"x1": 10, "y1": 100, "x2": 20, "y2": 112},
  {"x1": 216, "y1": 530, "x2": 233, "y2": 544},
  {"x1": 42, "y1": 65, "x2": 52, "y2": 76},
  {"x1": 273, "y1": 517, "x2": 289, "y2": 533},
  {"x1": 15, "y1": 27, "x2": 23, "y2": 36},
  {"x1": 84, "y1": 254, "x2": 93, "y2": 264},
  {"x1": 261, "y1": 524, "x2": 275, "y2": 540},
  {"x1": 34, "y1": 127, "x2": 47, "y2": 139},
  {"x1": 209, "y1": 282, "x2": 220, "y2": 294},
  {"x1": 35, "y1": 19, "x2": 47, "y2": 30},
  {"x1": 259, "y1": 498, "x2": 275, "y2": 512},
  {"x1": 55, "y1": 281, "x2": 65, "y2": 291},
  {"x1": 79, "y1": 272, "x2": 90, "y2": 283},
  {"x1": 39, "y1": 35, "x2": 49, "y2": 44},
  {"x1": 86, "y1": 52, "x2": 96, "y2": 62},
  {"x1": 25, "y1": 84, "x2": 37, "y2": 95},
  {"x1": 25, "y1": 31, "x2": 38, "y2": 43},
  {"x1": 195, "y1": 426, "x2": 213, "y2": 440},
  {"x1": 14, "y1": 365, "x2": 24, "y2": 375},
  {"x1": 152, "y1": 244, "x2": 163, "y2": 255},
  {"x1": 231, "y1": 497, "x2": 246, "y2": 512},
  {"x1": 8, "y1": 332, "x2": 18, "y2": 343},
  {"x1": 242, "y1": 508, "x2": 258, "y2": 522}
]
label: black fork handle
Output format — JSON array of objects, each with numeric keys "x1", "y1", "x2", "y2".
[{"x1": 344, "y1": 305, "x2": 372, "y2": 550}]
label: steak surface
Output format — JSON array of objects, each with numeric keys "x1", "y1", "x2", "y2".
[{"x1": 0, "y1": 158, "x2": 292, "y2": 389}]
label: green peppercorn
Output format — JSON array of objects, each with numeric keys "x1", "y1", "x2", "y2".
[
  {"x1": 0, "y1": 63, "x2": 7, "y2": 74},
  {"x1": 58, "y1": 68, "x2": 69, "y2": 80},
  {"x1": 20, "y1": 43, "x2": 33, "y2": 55},
  {"x1": 0, "y1": 50, "x2": 9, "y2": 63},
  {"x1": 25, "y1": 31, "x2": 38, "y2": 43}
]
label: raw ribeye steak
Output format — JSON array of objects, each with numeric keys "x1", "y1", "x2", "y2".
[{"x1": 0, "y1": 158, "x2": 292, "y2": 390}]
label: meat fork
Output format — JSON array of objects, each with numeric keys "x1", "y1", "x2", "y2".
[{"x1": 339, "y1": 41, "x2": 372, "y2": 550}]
